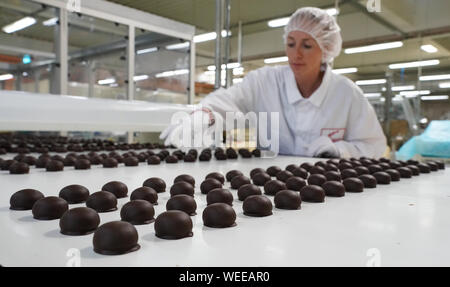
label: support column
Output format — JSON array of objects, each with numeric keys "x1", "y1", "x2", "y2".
[
  {"x1": 51, "y1": 7, "x2": 68, "y2": 95},
  {"x1": 214, "y1": 0, "x2": 223, "y2": 89},
  {"x1": 188, "y1": 40, "x2": 195, "y2": 104},
  {"x1": 127, "y1": 25, "x2": 135, "y2": 144},
  {"x1": 224, "y1": 0, "x2": 231, "y2": 88}
]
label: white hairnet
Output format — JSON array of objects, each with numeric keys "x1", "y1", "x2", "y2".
[{"x1": 283, "y1": 7, "x2": 342, "y2": 64}]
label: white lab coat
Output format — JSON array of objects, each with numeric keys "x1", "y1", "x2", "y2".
[{"x1": 200, "y1": 65, "x2": 387, "y2": 158}]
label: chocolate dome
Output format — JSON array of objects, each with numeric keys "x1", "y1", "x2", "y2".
[
  {"x1": 343, "y1": 178, "x2": 364, "y2": 192},
  {"x1": 143, "y1": 177, "x2": 166, "y2": 193},
  {"x1": 207, "y1": 188, "x2": 233, "y2": 206},
  {"x1": 200, "y1": 178, "x2": 222, "y2": 194},
  {"x1": 9, "y1": 162, "x2": 29, "y2": 174},
  {"x1": 285, "y1": 177, "x2": 306, "y2": 191},
  {"x1": 59, "y1": 184, "x2": 90, "y2": 204},
  {"x1": 74, "y1": 159, "x2": 91, "y2": 170},
  {"x1": 10, "y1": 189, "x2": 44, "y2": 210},
  {"x1": 147, "y1": 155, "x2": 161, "y2": 165},
  {"x1": 373, "y1": 171, "x2": 391, "y2": 184},
  {"x1": 102, "y1": 181, "x2": 128, "y2": 198},
  {"x1": 154, "y1": 210, "x2": 193, "y2": 239},
  {"x1": 102, "y1": 157, "x2": 118, "y2": 168},
  {"x1": 358, "y1": 174, "x2": 377, "y2": 188},
  {"x1": 130, "y1": 186, "x2": 158, "y2": 205},
  {"x1": 86, "y1": 191, "x2": 118, "y2": 212},
  {"x1": 238, "y1": 184, "x2": 262, "y2": 201},
  {"x1": 59, "y1": 207, "x2": 100, "y2": 235},
  {"x1": 123, "y1": 156, "x2": 139, "y2": 166},
  {"x1": 397, "y1": 167, "x2": 412, "y2": 178},
  {"x1": 324, "y1": 171, "x2": 341, "y2": 182},
  {"x1": 203, "y1": 203, "x2": 237, "y2": 228},
  {"x1": 46, "y1": 160, "x2": 64, "y2": 172},
  {"x1": 264, "y1": 179, "x2": 287, "y2": 196},
  {"x1": 291, "y1": 167, "x2": 308, "y2": 179},
  {"x1": 322, "y1": 181, "x2": 345, "y2": 197},
  {"x1": 205, "y1": 172, "x2": 225, "y2": 184},
  {"x1": 307, "y1": 174, "x2": 327, "y2": 186},
  {"x1": 250, "y1": 168, "x2": 266, "y2": 178},
  {"x1": 275, "y1": 170, "x2": 294, "y2": 182},
  {"x1": 385, "y1": 169, "x2": 401, "y2": 181},
  {"x1": 32, "y1": 196, "x2": 69, "y2": 220},
  {"x1": 266, "y1": 166, "x2": 282, "y2": 177},
  {"x1": 243, "y1": 195, "x2": 273, "y2": 217},
  {"x1": 120, "y1": 200, "x2": 155, "y2": 225},
  {"x1": 166, "y1": 194, "x2": 197, "y2": 216},
  {"x1": 341, "y1": 169, "x2": 358, "y2": 179},
  {"x1": 226, "y1": 170, "x2": 243, "y2": 182},
  {"x1": 170, "y1": 181, "x2": 195, "y2": 197},
  {"x1": 299, "y1": 185, "x2": 325, "y2": 203},
  {"x1": 230, "y1": 175, "x2": 251, "y2": 189},
  {"x1": 274, "y1": 190, "x2": 301, "y2": 210},
  {"x1": 252, "y1": 172, "x2": 272, "y2": 186},
  {"x1": 93, "y1": 221, "x2": 140, "y2": 255},
  {"x1": 174, "y1": 174, "x2": 196, "y2": 187}
]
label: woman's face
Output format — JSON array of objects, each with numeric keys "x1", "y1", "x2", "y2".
[{"x1": 285, "y1": 31, "x2": 323, "y2": 79}]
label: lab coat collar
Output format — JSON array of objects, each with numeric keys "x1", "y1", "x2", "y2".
[{"x1": 285, "y1": 65, "x2": 331, "y2": 107}]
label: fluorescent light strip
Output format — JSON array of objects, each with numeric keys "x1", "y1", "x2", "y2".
[
  {"x1": 133, "y1": 75, "x2": 149, "y2": 82},
  {"x1": 98, "y1": 78, "x2": 116, "y2": 85},
  {"x1": 420, "y1": 74, "x2": 450, "y2": 81},
  {"x1": 264, "y1": 56, "x2": 288, "y2": 64},
  {"x1": 43, "y1": 17, "x2": 58, "y2": 26},
  {"x1": 421, "y1": 95, "x2": 448, "y2": 101},
  {"x1": 2, "y1": 17, "x2": 36, "y2": 33},
  {"x1": 389, "y1": 59, "x2": 439, "y2": 69},
  {"x1": 233, "y1": 67, "x2": 244, "y2": 76},
  {"x1": 392, "y1": 85, "x2": 415, "y2": 91},
  {"x1": 194, "y1": 30, "x2": 231, "y2": 43},
  {"x1": 0, "y1": 74, "x2": 14, "y2": 81},
  {"x1": 344, "y1": 41, "x2": 403, "y2": 54},
  {"x1": 166, "y1": 42, "x2": 190, "y2": 50},
  {"x1": 439, "y1": 82, "x2": 450, "y2": 89},
  {"x1": 355, "y1": 79, "x2": 387, "y2": 86},
  {"x1": 267, "y1": 17, "x2": 289, "y2": 28},
  {"x1": 326, "y1": 8, "x2": 339, "y2": 16},
  {"x1": 421, "y1": 44, "x2": 437, "y2": 53},
  {"x1": 137, "y1": 47, "x2": 158, "y2": 54},
  {"x1": 364, "y1": 93, "x2": 381, "y2": 98},
  {"x1": 233, "y1": 78, "x2": 243, "y2": 84},
  {"x1": 155, "y1": 69, "x2": 189, "y2": 78},
  {"x1": 400, "y1": 90, "x2": 430, "y2": 97},
  {"x1": 332, "y1": 67, "x2": 358, "y2": 74},
  {"x1": 207, "y1": 62, "x2": 241, "y2": 71}
]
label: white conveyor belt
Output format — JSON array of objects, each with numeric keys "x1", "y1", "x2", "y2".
[
  {"x1": 0, "y1": 154, "x2": 449, "y2": 267},
  {"x1": 0, "y1": 91, "x2": 193, "y2": 132}
]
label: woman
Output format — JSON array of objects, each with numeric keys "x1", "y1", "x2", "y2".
[{"x1": 161, "y1": 7, "x2": 386, "y2": 158}]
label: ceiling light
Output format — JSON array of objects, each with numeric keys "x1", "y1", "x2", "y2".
[
  {"x1": 133, "y1": 75, "x2": 149, "y2": 82},
  {"x1": 267, "y1": 17, "x2": 290, "y2": 28},
  {"x1": 332, "y1": 67, "x2": 357, "y2": 74},
  {"x1": 136, "y1": 47, "x2": 158, "y2": 54},
  {"x1": 2, "y1": 17, "x2": 36, "y2": 33},
  {"x1": 0, "y1": 74, "x2": 14, "y2": 81},
  {"x1": 264, "y1": 56, "x2": 288, "y2": 64},
  {"x1": 421, "y1": 95, "x2": 448, "y2": 101},
  {"x1": 419, "y1": 74, "x2": 450, "y2": 81},
  {"x1": 344, "y1": 41, "x2": 403, "y2": 54},
  {"x1": 355, "y1": 79, "x2": 387, "y2": 85},
  {"x1": 233, "y1": 67, "x2": 244, "y2": 76},
  {"x1": 391, "y1": 85, "x2": 415, "y2": 91},
  {"x1": 43, "y1": 17, "x2": 58, "y2": 26},
  {"x1": 389, "y1": 59, "x2": 439, "y2": 69},
  {"x1": 420, "y1": 44, "x2": 438, "y2": 53},
  {"x1": 155, "y1": 69, "x2": 189, "y2": 78},
  {"x1": 364, "y1": 93, "x2": 381, "y2": 98},
  {"x1": 207, "y1": 62, "x2": 240, "y2": 70},
  {"x1": 233, "y1": 78, "x2": 243, "y2": 84},
  {"x1": 98, "y1": 78, "x2": 116, "y2": 85},
  {"x1": 194, "y1": 30, "x2": 231, "y2": 43},
  {"x1": 400, "y1": 90, "x2": 431, "y2": 97},
  {"x1": 166, "y1": 42, "x2": 190, "y2": 50},
  {"x1": 438, "y1": 82, "x2": 450, "y2": 88}
]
